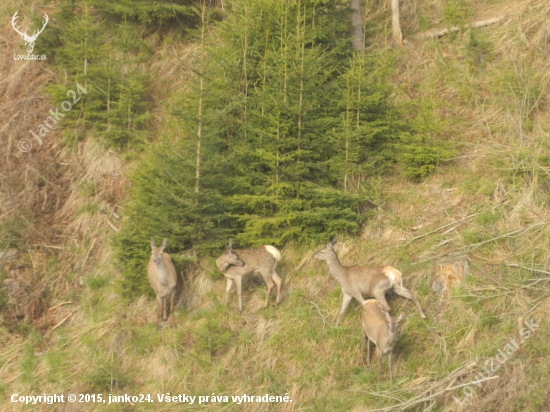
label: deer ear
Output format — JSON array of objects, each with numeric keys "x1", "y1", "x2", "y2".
[
  {"x1": 329, "y1": 235, "x2": 338, "y2": 245},
  {"x1": 161, "y1": 238, "x2": 167, "y2": 250},
  {"x1": 150, "y1": 238, "x2": 156, "y2": 248},
  {"x1": 228, "y1": 238, "x2": 233, "y2": 250}
]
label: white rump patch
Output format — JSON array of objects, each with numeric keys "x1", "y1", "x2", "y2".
[
  {"x1": 384, "y1": 267, "x2": 401, "y2": 286},
  {"x1": 264, "y1": 245, "x2": 281, "y2": 263}
]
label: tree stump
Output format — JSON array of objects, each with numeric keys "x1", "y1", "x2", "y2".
[{"x1": 432, "y1": 258, "x2": 468, "y2": 297}]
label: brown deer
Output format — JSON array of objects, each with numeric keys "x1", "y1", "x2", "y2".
[
  {"x1": 312, "y1": 236, "x2": 425, "y2": 326},
  {"x1": 216, "y1": 239, "x2": 282, "y2": 312},
  {"x1": 361, "y1": 299, "x2": 405, "y2": 382},
  {"x1": 147, "y1": 238, "x2": 177, "y2": 328}
]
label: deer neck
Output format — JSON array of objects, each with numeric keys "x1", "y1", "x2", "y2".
[
  {"x1": 216, "y1": 254, "x2": 232, "y2": 273},
  {"x1": 154, "y1": 258, "x2": 171, "y2": 286},
  {"x1": 325, "y1": 252, "x2": 347, "y2": 282}
]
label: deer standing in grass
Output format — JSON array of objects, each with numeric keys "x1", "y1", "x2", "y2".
[
  {"x1": 216, "y1": 240, "x2": 282, "y2": 312},
  {"x1": 148, "y1": 238, "x2": 177, "y2": 328},
  {"x1": 312, "y1": 236, "x2": 425, "y2": 326},
  {"x1": 361, "y1": 299, "x2": 405, "y2": 382}
]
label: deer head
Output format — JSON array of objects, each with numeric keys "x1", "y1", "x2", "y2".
[
  {"x1": 150, "y1": 238, "x2": 167, "y2": 264},
  {"x1": 312, "y1": 234, "x2": 338, "y2": 260},
  {"x1": 11, "y1": 11, "x2": 49, "y2": 54},
  {"x1": 225, "y1": 239, "x2": 245, "y2": 267}
]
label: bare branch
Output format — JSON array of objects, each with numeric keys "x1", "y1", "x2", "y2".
[{"x1": 414, "y1": 16, "x2": 506, "y2": 41}]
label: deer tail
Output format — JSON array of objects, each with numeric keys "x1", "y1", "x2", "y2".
[
  {"x1": 264, "y1": 245, "x2": 281, "y2": 263},
  {"x1": 383, "y1": 267, "x2": 403, "y2": 288}
]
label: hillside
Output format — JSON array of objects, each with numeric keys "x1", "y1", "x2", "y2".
[{"x1": 1, "y1": 0, "x2": 550, "y2": 411}]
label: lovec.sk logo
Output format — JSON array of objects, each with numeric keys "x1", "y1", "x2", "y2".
[{"x1": 11, "y1": 11, "x2": 48, "y2": 60}]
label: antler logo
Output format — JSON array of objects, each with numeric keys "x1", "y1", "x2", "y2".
[{"x1": 11, "y1": 11, "x2": 49, "y2": 54}]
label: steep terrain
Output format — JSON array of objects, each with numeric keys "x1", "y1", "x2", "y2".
[{"x1": 1, "y1": 0, "x2": 550, "y2": 411}]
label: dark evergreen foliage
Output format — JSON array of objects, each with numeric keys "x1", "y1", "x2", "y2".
[{"x1": 41, "y1": 0, "x2": 451, "y2": 297}]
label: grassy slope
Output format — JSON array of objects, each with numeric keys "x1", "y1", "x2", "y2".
[{"x1": 1, "y1": 0, "x2": 550, "y2": 411}]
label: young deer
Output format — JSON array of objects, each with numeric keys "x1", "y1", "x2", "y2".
[
  {"x1": 147, "y1": 238, "x2": 177, "y2": 328},
  {"x1": 216, "y1": 239, "x2": 282, "y2": 312},
  {"x1": 312, "y1": 236, "x2": 425, "y2": 326},
  {"x1": 361, "y1": 299, "x2": 405, "y2": 382}
]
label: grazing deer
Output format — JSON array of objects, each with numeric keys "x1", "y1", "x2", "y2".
[
  {"x1": 216, "y1": 240, "x2": 282, "y2": 312},
  {"x1": 361, "y1": 299, "x2": 405, "y2": 382},
  {"x1": 147, "y1": 238, "x2": 177, "y2": 328},
  {"x1": 312, "y1": 236, "x2": 425, "y2": 326}
]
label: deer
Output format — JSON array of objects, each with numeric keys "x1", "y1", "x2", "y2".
[
  {"x1": 11, "y1": 11, "x2": 49, "y2": 54},
  {"x1": 312, "y1": 235, "x2": 425, "y2": 326},
  {"x1": 216, "y1": 239, "x2": 282, "y2": 312},
  {"x1": 147, "y1": 238, "x2": 177, "y2": 328},
  {"x1": 361, "y1": 299, "x2": 405, "y2": 382}
]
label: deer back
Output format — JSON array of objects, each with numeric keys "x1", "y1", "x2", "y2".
[
  {"x1": 361, "y1": 299, "x2": 402, "y2": 354},
  {"x1": 218, "y1": 246, "x2": 280, "y2": 277},
  {"x1": 345, "y1": 266, "x2": 402, "y2": 295}
]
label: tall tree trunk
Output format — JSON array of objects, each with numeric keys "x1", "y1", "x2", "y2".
[
  {"x1": 297, "y1": 1, "x2": 304, "y2": 162},
  {"x1": 242, "y1": 6, "x2": 248, "y2": 140},
  {"x1": 195, "y1": 0, "x2": 206, "y2": 197},
  {"x1": 391, "y1": 0, "x2": 403, "y2": 48},
  {"x1": 349, "y1": 0, "x2": 363, "y2": 52}
]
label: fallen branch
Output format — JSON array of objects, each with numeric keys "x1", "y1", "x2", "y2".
[
  {"x1": 48, "y1": 301, "x2": 73, "y2": 311},
  {"x1": 367, "y1": 361, "x2": 482, "y2": 411},
  {"x1": 307, "y1": 301, "x2": 332, "y2": 327},
  {"x1": 406, "y1": 213, "x2": 478, "y2": 246},
  {"x1": 457, "y1": 219, "x2": 550, "y2": 252},
  {"x1": 106, "y1": 218, "x2": 119, "y2": 233},
  {"x1": 51, "y1": 309, "x2": 77, "y2": 331},
  {"x1": 32, "y1": 244, "x2": 65, "y2": 250},
  {"x1": 506, "y1": 263, "x2": 550, "y2": 276},
  {"x1": 412, "y1": 219, "x2": 550, "y2": 266},
  {"x1": 414, "y1": 16, "x2": 506, "y2": 40},
  {"x1": 82, "y1": 238, "x2": 96, "y2": 268}
]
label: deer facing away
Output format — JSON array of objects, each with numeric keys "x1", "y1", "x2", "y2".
[
  {"x1": 216, "y1": 240, "x2": 282, "y2": 312},
  {"x1": 361, "y1": 299, "x2": 405, "y2": 382},
  {"x1": 312, "y1": 236, "x2": 425, "y2": 326},
  {"x1": 147, "y1": 238, "x2": 177, "y2": 328}
]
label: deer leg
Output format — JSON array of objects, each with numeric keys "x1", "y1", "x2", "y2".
[
  {"x1": 162, "y1": 296, "x2": 168, "y2": 322},
  {"x1": 393, "y1": 284, "x2": 426, "y2": 318},
  {"x1": 377, "y1": 348, "x2": 382, "y2": 382},
  {"x1": 262, "y1": 274, "x2": 274, "y2": 308},
  {"x1": 272, "y1": 272, "x2": 282, "y2": 305},
  {"x1": 336, "y1": 293, "x2": 353, "y2": 326},
  {"x1": 156, "y1": 296, "x2": 163, "y2": 329},
  {"x1": 389, "y1": 351, "x2": 393, "y2": 384},
  {"x1": 235, "y1": 276, "x2": 243, "y2": 313},
  {"x1": 373, "y1": 289, "x2": 391, "y2": 312},
  {"x1": 360, "y1": 334, "x2": 365, "y2": 367},
  {"x1": 225, "y1": 278, "x2": 234, "y2": 306},
  {"x1": 366, "y1": 337, "x2": 371, "y2": 369},
  {"x1": 169, "y1": 290, "x2": 176, "y2": 328}
]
